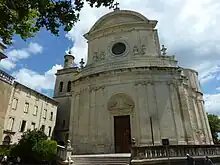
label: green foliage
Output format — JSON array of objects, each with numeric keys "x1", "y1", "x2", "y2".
[
  {"x1": 207, "y1": 113, "x2": 220, "y2": 144},
  {"x1": 10, "y1": 129, "x2": 56, "y2": 163},
  {"x1": 0, "y1": 146, "x2": 10, "y2": 156},
  {"x1": 33, "y1": 140, "x2": 57, "y2": 161},
  {"x1": 0, "y1": 0, "x2": 115, "y2": 45}
]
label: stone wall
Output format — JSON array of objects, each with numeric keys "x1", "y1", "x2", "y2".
[
  {"x1": 0, "y1": 80, "x2": 13, "y2": 142},
  {"x1": 69, "y1": 67, "x2": 210, "y2": 154}
]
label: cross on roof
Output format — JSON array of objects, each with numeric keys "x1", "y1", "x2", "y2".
[
  {"x1": 161, "y1": 45, "x2": 167, "y2": 55},
  {"x1": 68, "y1": 49, "x2": 72, "y2": 55},
  {"x1": 79, "y1": 58, "x2": 85, "y2": 68},
  {"x1": 113, "y1": 2, "x2": 120, "y2": 11}
]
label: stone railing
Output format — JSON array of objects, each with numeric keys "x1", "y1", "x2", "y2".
[
  {"x1": 57, "y1": 140, "x2": 74, "y2": 164},
  {"x1": 131, "y1": 145, "x2": 220, "y2": 160},
  {"x1": 0, "y1": 69, "x2": 14, "y2": 84}
]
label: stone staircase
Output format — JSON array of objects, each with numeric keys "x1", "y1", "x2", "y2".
[{"x1": 71, "y1": 153, "x2": 131, "y2": 165}]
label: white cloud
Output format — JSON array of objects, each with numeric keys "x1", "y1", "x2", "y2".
[
  {"x1": 0, "y1": 42, "x2": 43, "y2": 70},
  {"x1": 204, "y1": 93, "x2": 220, "y2": 115},
  {"x1": 216, "y1": 87, "x2": 220, "y2": 91},
  {"x1": 13, "y1": 64, "x2": 63, "y2": 91},
  {"x1": 66, "y1": 0, "x2": 220, "y2": 82},
  {"x1": 27, "y1": 42, "x2": 43, "y2": 54}
]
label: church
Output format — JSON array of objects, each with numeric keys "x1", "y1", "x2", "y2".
[{"x1": 53, "y1": 8, "x2": 213, "y2": 154}]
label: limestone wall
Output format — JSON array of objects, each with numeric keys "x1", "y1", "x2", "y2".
[
  {"x1": 3, "y1": 82, "x2": 58, "y2": 144},
  {"x1": 182, "y1": 68, "x2": 213, "y2": 145},
  {"x1": 68, "y1": 67, "x2": 210, "y2": 154},
  {"x1": 0, "y1": 80, "x2": 13, "y2": 142}
]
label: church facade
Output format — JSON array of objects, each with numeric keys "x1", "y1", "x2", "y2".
[{"x1": 53, "y1": 9, "x2": 213, "y2": 154}]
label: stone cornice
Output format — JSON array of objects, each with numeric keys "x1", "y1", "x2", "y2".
[
  {"x1": 56, "y1": 67, "x2": 78, "y2": 75},
  {"x1": 87, "y1": 22, "x2": 156, "y2": 41},
  {"x1": 72, "y1": 66, "x2": 181, "y2": 85}
]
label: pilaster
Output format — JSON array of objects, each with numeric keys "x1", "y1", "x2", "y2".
[
  {"x1": 147, "y1": 81, "x2": 161, "y2": 145},
  {"x1": 177, "y1": 83, "x2": 195, "y2": 144},
  {"x1": 168, "y1": 81, "x2": 186, "y2": 144}
]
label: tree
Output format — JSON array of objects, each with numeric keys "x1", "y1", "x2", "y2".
[
  {"x1": 11, "y1": 130, "x2": 47, "y2": 163},
  {"x1": 207, "y1": 113, "x2": 220, "y2": 144},
  {"x1": 0, "y1": 0, "x2": 115, "y2": 45},
  {"x1": 33, "y1": 140, "x2": 57, "y2": 163}
]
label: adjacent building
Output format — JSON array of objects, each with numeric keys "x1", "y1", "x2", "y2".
[
  {"x1": 0, "y1": 43, "x2": 7, "y2": 61},
  {"x1": 0, "y1": 44, "x2": 58, "y2": 145}
]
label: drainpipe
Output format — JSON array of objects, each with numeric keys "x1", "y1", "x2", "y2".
[{"x1": 38, "y1": 100, "x2": 44, "y2": 129}]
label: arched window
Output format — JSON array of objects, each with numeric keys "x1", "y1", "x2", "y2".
[
  {"x1": 3, "y1": 136, "x2": 11, "y2": 145},
  {"x1": 59, "y1": 82, "x2": 63, "y2": 92},
  {"x1": 67, "y1": 81, "x2": 71, "y2": 92}
]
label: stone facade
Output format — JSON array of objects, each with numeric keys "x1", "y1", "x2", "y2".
[
  {"x1": 54, "y1": 9, "x2": 213, "y2": 154},
  {"x1": 0, "y1": 70, "x2": 58, "y2": 144},
  {"x1": 0, "y1": 43, "x2": 7, "y2": 61}
]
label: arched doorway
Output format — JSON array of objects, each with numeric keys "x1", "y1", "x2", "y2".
[
  {"x1": 3, "y1": 135, "x2": 11, "y2": 145},
  {"x1": 107, "y1": 93, "x2": 134, "y2": 153}
]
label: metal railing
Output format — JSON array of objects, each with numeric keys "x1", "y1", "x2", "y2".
[{"x1": 0, "y1": 69, "x2": 14, "y2": 84}]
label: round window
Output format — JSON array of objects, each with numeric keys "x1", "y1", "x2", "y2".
[{"x1": 111, "y1": 42, "x2": 126, "y2": 55}]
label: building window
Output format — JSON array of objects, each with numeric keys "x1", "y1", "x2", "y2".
[
  {"x1": 67, "y1": 81, "x2": 71, "y2": 92},
  {"x1": 59, "y1": 82, "x2": 63, "y2": 92},
  {"x1": 50, "y1": 112, "x2": 53, "y2": 121},
  {"x1": 62, "y1": 120, "x2": 65, "y2": 128},
  {"x1": 48, "y1": 126, "x2": 52, "y2": 137},
  {"x1": 43, "y1": 109, "x2": 47, "y2": 119},
  {"x1": 33, "y1": 105, "x2": 38, "y2": 116},
  {"x1": 24, "y1": 102, "x2": 29, "y2": 113},
  {"x1": 12, "y1": 98, "x2": 18, "y2": 110},
  {"x1": 26, "y1": 90, "x2": 31, "y2": 97},
  {"x1": 7, "y1": 117, "x2": 14, "y2": 131},
  {"x1": 40, "y1": 125, "x2": 45, "y2": 132},
  {"x1": 31, "y1": 122, "x2": 35, "y2": 130},
  {"x1": 3, "y1": 136, "x2": 11, "y2": 145},
  {"x1": 20, "y1": 120, "x2": 27, "y2": 132}
]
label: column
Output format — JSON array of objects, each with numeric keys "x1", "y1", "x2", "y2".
[
  {"x1": 177, "y1": 83, "x2": 195, "y2": 144},
  {"x1": 68, "y1": 94, "x2": 74, "y2": 142},
  {"x1": 97, "y1": 86, "x2": 105, "y2": 152},
  {"x1": 134, "y1": 83, "x2": 141, "y2": 145},
  {"x1": 137, "y1": 81, "x2": 152, "y2": 145},
  {"x1": 147, "y1": 81, "x2": 161, "y2": 145},
  {"x1": 200, "y1": 100, "x2": 214, "y2": 144},
  {"x1": 72, "y1": 92, "x2": 80, "y2": 147},
  {"x1": 197, "y1": 98, "x2": 211, "y2": 144},
  {"x1": 89, "y1": 87, "x2": 96, "y2": 144},
  {"x1": 169, "y1": 82, "x2": 186, "y2": 144}
]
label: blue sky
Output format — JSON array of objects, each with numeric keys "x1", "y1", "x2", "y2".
[{"x1": 0, "y1": 0, "x2": 220, "y2": 115}]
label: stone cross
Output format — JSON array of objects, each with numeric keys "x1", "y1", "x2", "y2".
[
  {"x1": 79, "y1": 58, "x2": 85, "y2": 68},
  {"x1": 68, "y1": 49, "x2": 72, "y2": 55},
  {"x1": 113, "y1": 2, "x2": 120, "y2": 11},
  {"x1": 161, "y1": 45, "x2": 167, "y2": 55}
]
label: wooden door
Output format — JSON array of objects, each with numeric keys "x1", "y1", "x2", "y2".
[{"x1": 114, "y1": 115, "x2": 131, "y2": 153}]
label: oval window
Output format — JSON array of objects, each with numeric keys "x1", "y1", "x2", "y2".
[{"x1": 112, "y1": 42, "x2": 126, "y2": 55}]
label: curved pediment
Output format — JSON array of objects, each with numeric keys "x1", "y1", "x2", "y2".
[
  {"x1": 107, "y1": 93, "x2": 135, "y2": 111},
  {"x1": 88, "y1": 10, "x2": 157, "y2": 33}
]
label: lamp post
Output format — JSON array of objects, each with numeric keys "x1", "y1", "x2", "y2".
[{"x1": 162, "y1": 139, "x2": 170, "y2": 165}]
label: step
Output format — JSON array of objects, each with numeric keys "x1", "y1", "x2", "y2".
[{"x1": 71, "y1": 153, "x2": 131, "y2": 165}]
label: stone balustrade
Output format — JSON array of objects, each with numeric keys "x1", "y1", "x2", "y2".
[
  {"x1": 57, "y1": 145, "x2": 66, "y2": 161},
  {"x1": 0, "y1": 69, "x2": 14, "y2": 84},
  {"x1": 57, "y1": 140, "x2": 74, "y2": 164},
  {"x1": 131, "y1": 145, "x2": 220, "y2": 160}
]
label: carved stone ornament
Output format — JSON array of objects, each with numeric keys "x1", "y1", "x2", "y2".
[
  {"x1": 107, "y1": 93, "x2": 134, "y2": 111},
  {"x1": 100, "y1": 51, "x2": 105, "y2": 60},
  {"x1": 141, "y1": 45, "x2": 147, "y2": 55},
  {"x1": 133, "y1": 45, "x2": 139, "y2": 55},
  {"x1": 93, "y1": 52, "x2": 99, "y2": 61}
]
